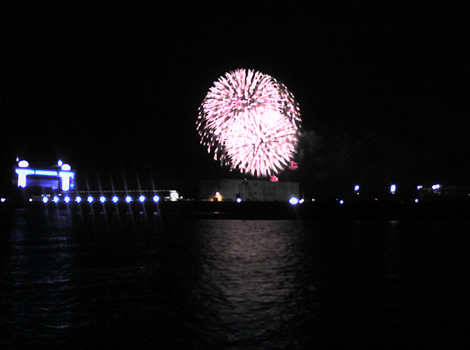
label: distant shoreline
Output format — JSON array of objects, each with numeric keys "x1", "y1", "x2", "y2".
[{"x1": 1, "y1": 200, "x2": 469, "y2": 220}]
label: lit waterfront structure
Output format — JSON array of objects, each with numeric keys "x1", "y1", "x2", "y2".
[
  {"x1": 5, "y1": 158, "x2": 179, "y2": 206},
  {"x1": 199, "y1": 178, "x2": 300, "y2": 202},
  {"x1": 15, "y1": 159, "x2": 75, "y2": 192}
]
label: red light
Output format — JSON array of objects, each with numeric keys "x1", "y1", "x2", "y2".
[{"x1": 288, "y1": 161, "x2": 299, "y2": 171}]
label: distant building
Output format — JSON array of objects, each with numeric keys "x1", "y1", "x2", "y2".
[{"x1": 199, "y1": 178, "x2": 299, "y2": 202}]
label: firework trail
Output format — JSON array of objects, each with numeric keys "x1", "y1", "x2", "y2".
[{"x1": 197, "y1": 69, "x2": 301, "y2": 177}]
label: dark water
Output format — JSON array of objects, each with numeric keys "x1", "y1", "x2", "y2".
[{"x1": 1, "y1": 209, "x2": 469, "y2": 349}]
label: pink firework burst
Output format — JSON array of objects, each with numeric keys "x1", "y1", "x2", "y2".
[{"x1": 197, "y1": 69, "x2": 301, "y2": 177}]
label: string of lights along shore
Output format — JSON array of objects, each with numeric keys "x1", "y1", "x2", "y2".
[{"x1": 197, "y1": 69, "x2": 301, "y2": 178}]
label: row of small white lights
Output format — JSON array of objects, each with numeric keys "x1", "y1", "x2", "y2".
[
  {"x1": 40, "y1": 194, "x2": 160, "y2": 204},
  {"x1": 355, "y1": 184, "x2": 440, "y2": 194},
  {"x1": 288, "y1": 184, "x2": 443, "y2": 207},
  {"x1": 235, "y1": 196, "x2": 305, "y2": 205}
]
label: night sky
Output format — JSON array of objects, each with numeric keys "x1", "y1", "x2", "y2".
[{"x1": 2, "y1": 2, "x2": 469, "y2": 195}]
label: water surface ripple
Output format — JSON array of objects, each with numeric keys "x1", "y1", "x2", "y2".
[{"x1": 1, "y1": 209, "x2": 468, "y2": 349}]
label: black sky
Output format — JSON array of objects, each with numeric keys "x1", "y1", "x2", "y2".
[{"x1": 2, "y1": 2, "x2": 469, "y2": 192}]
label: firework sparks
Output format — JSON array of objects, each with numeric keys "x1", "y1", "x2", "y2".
[{"x1": 197, "y1": 69, "x2": 301, "y2": 177}]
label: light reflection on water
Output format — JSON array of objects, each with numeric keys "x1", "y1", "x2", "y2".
[
  {"x1": 1, "y1": 210, "x2": 76, "y2": 346},
  {"x1": 185, "y1": 220, "x2": 317, "y2": 348},
  {"x1": 0, "y1": 209, "x2": 469, "y2": 349}
]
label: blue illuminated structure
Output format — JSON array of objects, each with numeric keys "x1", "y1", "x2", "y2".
[
  {"x1": 15, "y1": 159, "x2": 75, "y2": 192},
  {"x1": 6, "y1": 158, "x2": 177, "y2": 210}
]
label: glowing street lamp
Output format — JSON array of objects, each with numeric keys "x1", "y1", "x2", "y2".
[
  {"x1": 18, "y1": 160, "x2": 29, "y2": 168},
  {"x1": 289, "y1": 197, "x2": 299, "y2": 205},
  {"x1": 354, "y1": 185, "x2": 360, "y2": 195}
]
